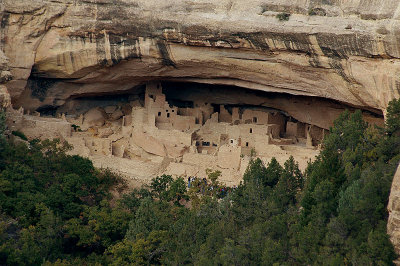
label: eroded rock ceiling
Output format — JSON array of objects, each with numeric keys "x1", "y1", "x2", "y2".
[{"x1": 1, "y1": 0, "x2": 400, "y2": 114}]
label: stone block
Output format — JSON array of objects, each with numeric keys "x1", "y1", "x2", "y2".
[{"x1": 83, "y1": 107, "x2": 106, "y2": 128}]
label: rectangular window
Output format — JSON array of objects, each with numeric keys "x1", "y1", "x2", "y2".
[
  {"x1": 253, "y1": 117, "x2": 257, "y2": 123},
  {"x1": 250, "y1": 128, "x2": 253, "y2": 133},
  {"x1": 158, "y1": 112, "x2": 161, "y2": 116},
  {"x1": 167, "y1": 113, "x2": 170, "y2": 118},
  {"x1": 246, "y1": 142, "x2": 249, "y2": 147}
]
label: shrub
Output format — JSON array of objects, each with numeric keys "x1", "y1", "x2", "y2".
[
  {"x1": 276, "y1": 13, "x2": 290, "y2": 21},
  {"x1": 308, "y1": 8, "x2": 326, "y2": 16},
  {"x1": 71, "y1": 124, "x2": 81, "y2": 132},
  {"x1": 11, "y1": 130, "x2": 27, "y2": 141}
]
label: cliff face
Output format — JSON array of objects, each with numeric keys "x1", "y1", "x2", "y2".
[
  {"x1": 388, "y1": 164, "x2": 400, "y2": 257},
  {"x1": 1, "y1": 0, "x2": 400, "y2": 113},
  {"x1": 1, "y1": 0, "x2": 400, "y2": 254}
]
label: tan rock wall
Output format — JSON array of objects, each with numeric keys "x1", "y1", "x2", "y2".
[
  {"x1": 388, "y1": 164, "x2": 400, "y2": 256},
  {"x1": 0, "y1": 86, "x2": 11, "y2": 109},
  {"x1": 7, "y1": 111, "x2": 71, "y2": 140},
  {"x1": 1, "y1": 0, "x2": 400, "y2": 114},
  {"x1": 217, "y1": 145, "x2": 241, "y2": 170}
]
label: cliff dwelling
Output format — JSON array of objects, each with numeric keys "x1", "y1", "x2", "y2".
[
  {"x1": 0, "y1": 0, "x2": 398, "y2": 188},
  {"x1": 6, "y1": 80, "x2": 384, "y2": 186}
]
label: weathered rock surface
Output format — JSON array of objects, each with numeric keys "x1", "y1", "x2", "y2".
[
  {"x1": 82, "y1": 107, "x2": 106, "y2": 128},
  {"x1": 0, "y1": 85, "x2": 11, "y2": 109},
  {"x1": 388, "y1": 164, "x2": 400, "y2": 259},
  {"x1": 1, "y1": 0, "x2": 400, "y2": 114},
  {"x1": 0, "y1": 50, "x2": 12, "y2": 108}
]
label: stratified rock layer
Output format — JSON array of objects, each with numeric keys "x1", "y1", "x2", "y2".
[{"x1": 1, "y1": 0, "x2": 400, "y2": 113}]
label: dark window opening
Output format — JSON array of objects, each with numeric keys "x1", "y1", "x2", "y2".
[
  {"x1": 253, "y1": 117, "x2": 257, "y2": 123},
  {"x1": 149, "y1": 94, "x2": 154, "y2": 99},
  {"x1": 167, "y1": 113, "x2": 170, "y2": 118},
  {"x1": 36, "y1": 105, "x2": 58, "y2": 116},
  {"x1": 212, "y1": 104, "x2": 221, "y2": 113},
  {"x1": 230, "y1": 140, "x2": 234, "y2": 143},
  {"x1": 196, "y1": 141, "x2": 200, "y2": 146},
  {"x1": 246, "y1": 142, "x2": 249, "y2": 147},
  {"x1": 202, "y1": 141, "x2": 210, "y2": 146},
  {"x1": 250, "y1": 128, "x2": 253, "y2": 133},
  {"x1": 172, "y1": 110, "x2": 174, "y2": 112},
  {"x1": 166, "y1": 99, "x2": 194, "y2": 108},
  {"x1": 158, "y1": 112, "x2": 161, "y2": 116}
]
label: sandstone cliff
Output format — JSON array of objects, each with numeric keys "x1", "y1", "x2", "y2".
[
  {"x1": 388, "y1": 164, "x2": 400, "y2": 259},
  {"x1": 1, "y1": 0, "x2": 400, "y2": 113}
]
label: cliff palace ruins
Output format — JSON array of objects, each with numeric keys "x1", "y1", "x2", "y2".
[{"x1": 5, "y1": 81, "x2": 383, "y2": 186}]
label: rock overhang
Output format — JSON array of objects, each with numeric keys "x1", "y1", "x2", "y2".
[{"x1": 2, "y1": 0, "x2": 400, "y2": 116}]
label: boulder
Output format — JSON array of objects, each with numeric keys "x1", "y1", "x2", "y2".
[
  {"x1": 104, "y1": 105, "x2": 117, "y2": 114},
  {"x1": 82, "y1": 108, "x2": 106, "y2": 129},
  {"x1": 0, "y1": 86, "x2": 11, "y2": 109},
  {"x1": 109, "y1": 109, "x2": 124, "y2": 121},
  {"x1": 98, "y1": 127, "x2": 114, "y2": 138}
]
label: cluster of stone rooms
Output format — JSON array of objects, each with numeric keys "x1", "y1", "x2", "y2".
[
  {"x1": 137, "y1": 82, "x2": 325, "y2": 155},
  {"x1": 7, "y1": 82, "x2": 328, "y2": 185}
]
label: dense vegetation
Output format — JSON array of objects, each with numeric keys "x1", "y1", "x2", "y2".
[{"x1": 1, "y1": 99, "x2": 400, "y2": 265}]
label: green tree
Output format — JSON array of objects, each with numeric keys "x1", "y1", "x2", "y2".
[
  {"x1": 150, "y1": 175, "x2": 173, "y2": 200},
  {"x1": 5, "y1": 204, "x2": 63, "y2": 265},
  {"x1": 386, "y1": 98, "x2": 400, "y2": 136},
  {"x1": 0, "y1": 109, "x2": 6, "y2": 138},
  {"x1": 365, "y1": 222, "x2": 396, "y2": 264},
  {"x1": 272, "y1": 156, "x2": 303, "y2": 210},
  {"x1": 107, "y1": 231, "x2": 167, "y2": 265},
  {"x1": 264, "y1": 157, "x2": 282, "y2": 187},
  {"x1": 243, "y1": 158, "x2": 267, "y2": 188},
  {"x1": 126, "y1": 198, "x2": 160, "y2": 240},
  {"x1": 323, "y1": 110, "x2": 367, "y2": 153},
  {"x1": 216, "y1": 238, "x2": 248, "y2": 266},
  {"x1": 64, "y1": 201, "x2": 131, "y2": 253},
  {"x1": 164, "y1": 177, "x2": 188, "y2": 205}
]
